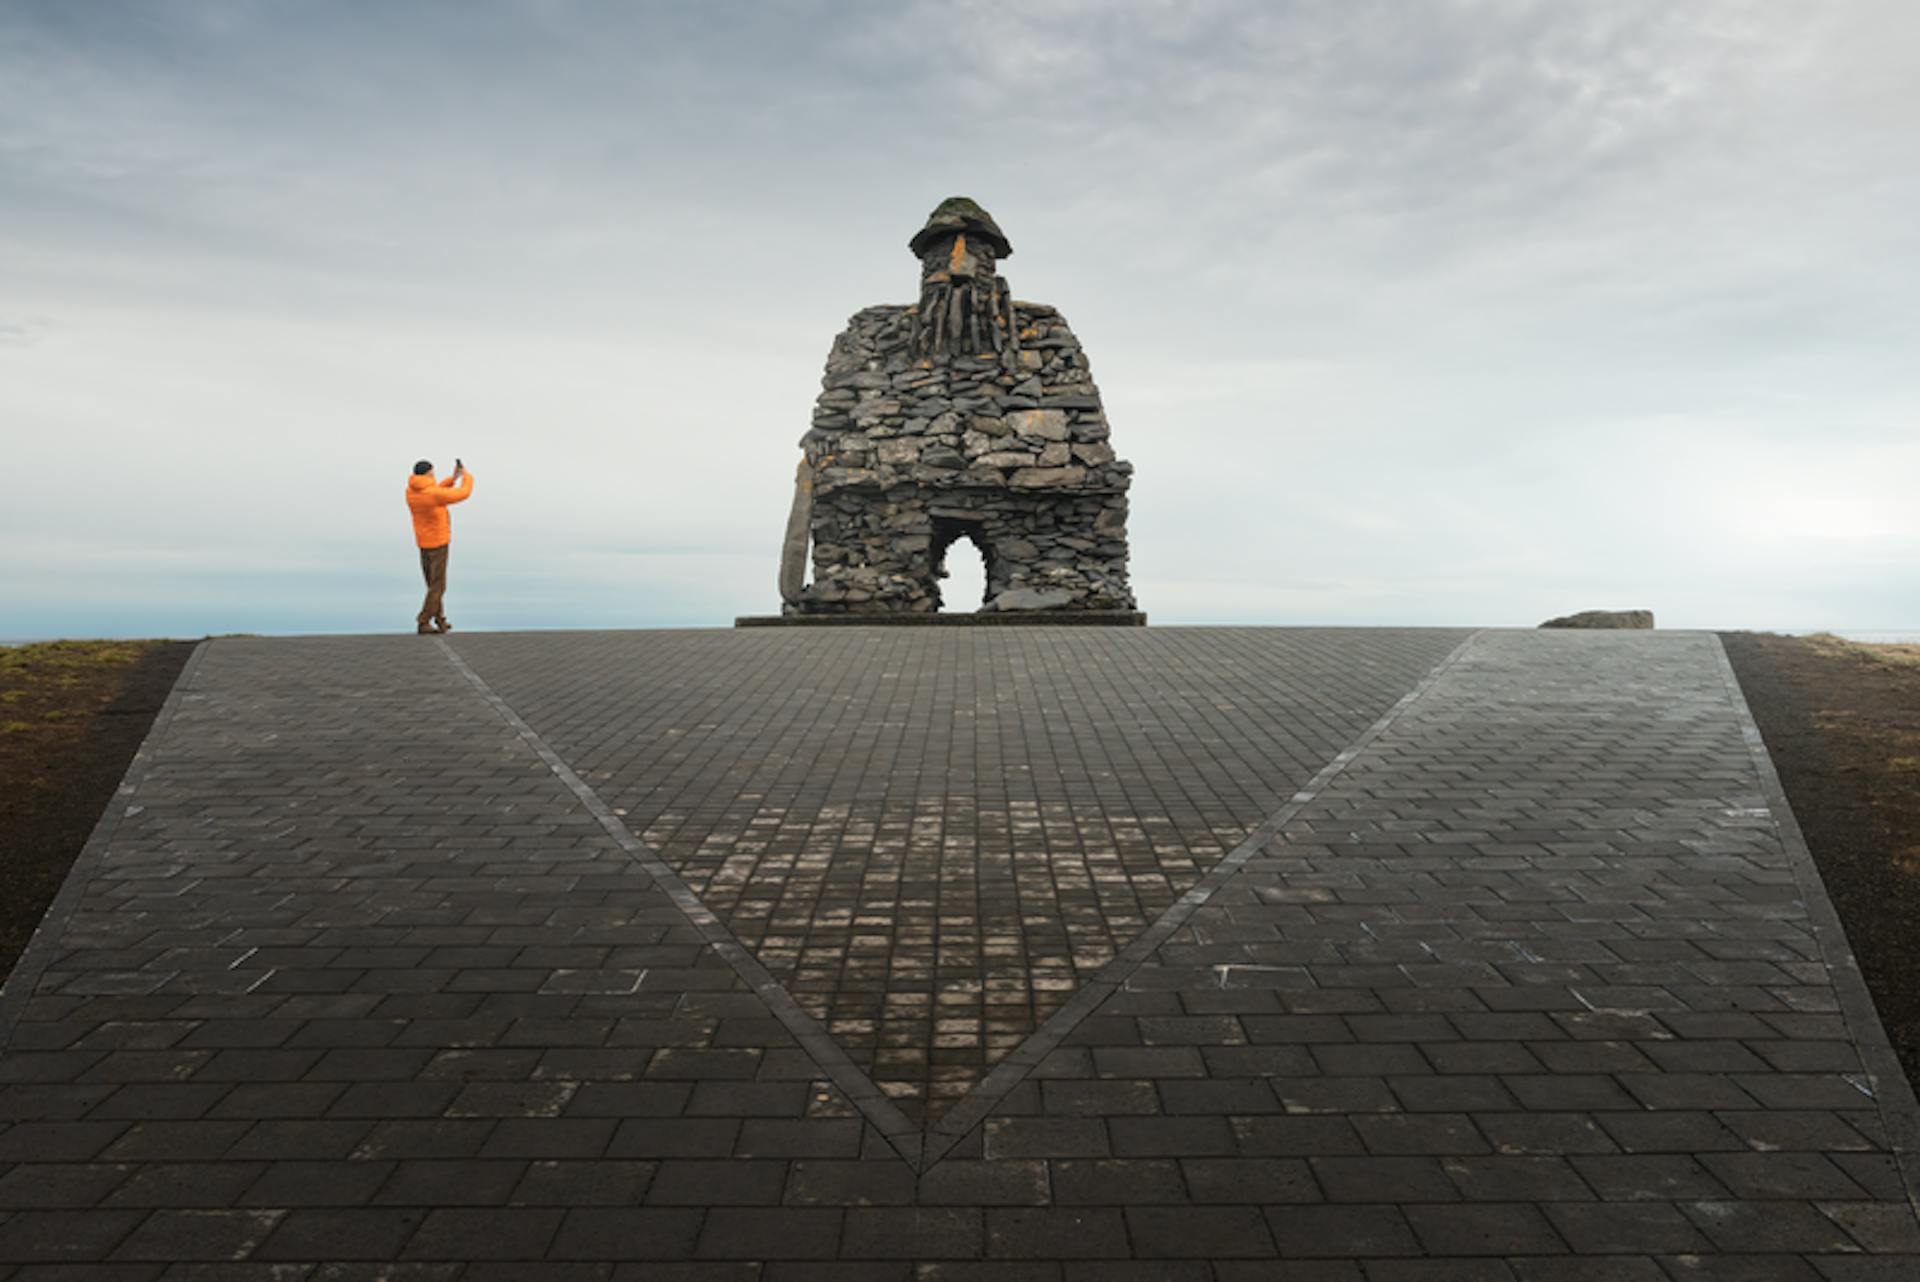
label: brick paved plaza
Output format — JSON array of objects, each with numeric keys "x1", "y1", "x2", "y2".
[{"x1": 1, "y1": 627, "x2": 1916, "y2": 1278}]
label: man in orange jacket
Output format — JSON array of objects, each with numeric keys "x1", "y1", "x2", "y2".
[{"x1": 406, "y1": 459, "x2": 475, "y2": 634}]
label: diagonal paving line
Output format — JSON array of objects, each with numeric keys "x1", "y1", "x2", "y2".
[
  {"x1": 1710, "y1": 635, "x2": 1920, "y2": 1217},
  {"x1": 918, "y1": 628, "x2": 1484, "y2": 1165},
  {"x1": 0, "y1": 639, "x2": 212, "y2": 1051},
  {"x1": 441, "y1": 629, "x2": 1481, "y2": 1172},
  {"x1": 436, "y1": 636, "x2": 929, "y2": 1165}
]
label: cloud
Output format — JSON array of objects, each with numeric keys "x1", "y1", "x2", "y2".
[
  {"x1": 1, "y1": 1, "x2": 1916, "y2": 637},
  {"x1": 0, "y1": 316, "x2": 52, "y2": 347}
]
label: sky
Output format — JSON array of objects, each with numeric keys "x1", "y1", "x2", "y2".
[{"x1": 3, "y1": 0, "x2": 1917, "y2": 638}]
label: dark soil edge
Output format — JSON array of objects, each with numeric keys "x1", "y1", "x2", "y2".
[
  {"x1": 1718, "y1": 631, "x2": 1920, "y2": 1208},
  {"x1": 0, "y1": 640, "x2": 204, "y2": 1043}
]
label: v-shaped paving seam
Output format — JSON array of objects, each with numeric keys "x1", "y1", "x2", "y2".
[
  {"x1": 439, "y1": 629, "x2": 1481, "y2": 1174},
  {"x1": 916, "y1": 627, "x2": 1485, "y2": 1165},
  {"x1": 435, "y1": 637, "x2": 929, "y2": 1166}
]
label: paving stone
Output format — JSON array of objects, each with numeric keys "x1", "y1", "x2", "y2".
[
  {"x1": 982, "y1": 1118, "x2": 1107, "y2": 1160},
  {"x1": 644, "y1": 1159, "x2": 788, "y2": 1205},
  {"x1": 157, "y1": 1264, "x2": 320, "y2": 1281},
  {"x1": 1677, "y1": 1200, "x2": 1860, "y2": 1253},
  {"x1": 308, "y1": 1266, "x2": 461, "y2": 1282},
  {"x1": 694, "y1": 1207, "x2": 842, "y2": 1259},
  {"x1": 1810, "y1": 1257, "x2": 1920, "y2": 1281},
  {"x1": 103, "y1": 1162, "x2": 269, "y2": 1208},
  {"x1": 548, "y1": 1208, "x2": 703, "y2": 1260},
  {"x1": 1818, "y1": 1199, "x2": 1920, "y2": 1253},
  {"x1": 1566, "y1": 1155, "x2": 1728, "y2": 1202},
  {"x1": 1387, "y1": 1265, "x2": 1537, "y2": 1282},
  {"x1": 1107, "y1": 1115, "x2": 1234, "y2": 1156},
  {"x1": 1264, "y1": 1204, "x2": 1419, "y2": 1257},
  {"x1": 843, "y1": 1208, "x2": 982, "y2": 1259},
  {"x1": 0, "y1": 1162, "x2": 135, "y2": 1209},
  {"x1": 463, "y1": 1266, "x2": 610, "y2": 1282},
  {"x1": 1545, "y1": 1203, "x2": 1714, "y2": 1254},
  {"x1": 1655, "y1": 1255, "x2": 1825, "y2": 1281},
  {"x1": 1313, "y1": 1155, "x2": 1459, "y2": 1202},
  {"x1": 734, "y1": 1119, "x2": 863, "y2": 1159},
  {"x1": 239, "y1": 1159, "x2": 395, "y2": 1207},
  {"x1": 1442, "y1": 1155, "x2": 1595, "y2": 1202},
  {"x1": 3, "y1": 629, "x2": 1917, "y2": 1273},
  {"x1": 375, "y1": 1159, "x2": 526, "y2": 1206},
  {"x1": 1351, "y1": 1113, "x2": 1489, "y2": 1155},
  {"x1": 478, "y1": 1118, "x2": 617, "y2": 1159},
  {"x1": 1181, "y1": 1156, "x2": 1317, "y2": 1202},
  {"x1": 0, "y1": 1120, "x2": 127, "y2": 1162},
  {"x1": 916, "y1": 1161, "x2": 1049, "y2": 1206},
  {"x1": 766, "y1": 1266, "x2": 909, "y2": 1282},
  {"x1": 1403, "y1": 1201, "x2": 1568, "y2": 1254},
  {"x1": 785, "y1": 1159, "x2": 916, "y2": 1207},
  {"x1": 400, "y1": 1207, "x2": 564, "y2": 1259},
  {"x1": 1061, "y1": 1267, "x2": 1213, "y2": 1282},
  {"x1": 101, "y1": 1121, "x2": 254, "y2": 1161},
  {"x1": 349, "y1": 1120, "x2": 497, "y2": 1161},
  {"x1": 254, "y1": 1209, "x2": 427, "y2": 1261},
  {"x1": 1231, "y1": 1115, "x2": 1366, "y2": 1155},
  {"x1": 606, "y1": 1118, "x2": 741, "y2": 1158},
  {"x1": 110, "y1": 1209, "x2": 285, "y2": 1262},
  {"x1": 984, "y1": 1208, "x2": 1127, "y2": 1259},
  {"x1": 1510, "y1": 1261, "x2": 1667, "y2": 1282},
  {"x1": 0, "y1": 1208, "x2": 146, "y2": 1261}
]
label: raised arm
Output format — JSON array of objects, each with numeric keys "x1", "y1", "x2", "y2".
[{"x1": 439, "y1": 472, "x2": 474, "y2": 504}]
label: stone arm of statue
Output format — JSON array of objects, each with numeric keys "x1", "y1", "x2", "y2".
[{"x1": 778, "y1": 458, "x2": 813, "y2": 605}]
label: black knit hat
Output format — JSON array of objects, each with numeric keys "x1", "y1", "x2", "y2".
[{"x1": 413, "y1": 460, "x2": 433, "y2": 475}]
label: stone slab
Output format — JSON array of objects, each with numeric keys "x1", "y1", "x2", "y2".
[{"x1": 736, "y1": 612, "x2": 1147, "y2": 627}]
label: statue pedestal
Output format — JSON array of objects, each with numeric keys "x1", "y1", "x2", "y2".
[{"x1": 735, "y1": 611, "x2": 1146, "y2": 628}]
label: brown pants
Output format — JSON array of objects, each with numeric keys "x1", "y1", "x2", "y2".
[{"x1": 418, "y1": 544, "x2": 450, "y2": 625}]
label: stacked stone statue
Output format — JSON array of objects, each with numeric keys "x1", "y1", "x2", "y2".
[{"x1": 778, "y1": 198, "x2": 1137, "y2": 616}]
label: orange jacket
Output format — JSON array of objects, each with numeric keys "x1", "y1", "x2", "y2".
[{"x1": 406, "y1": 470, "x2": 474, "y2": 548}]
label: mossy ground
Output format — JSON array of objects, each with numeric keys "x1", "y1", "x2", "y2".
[
  {"x1": 0, "y1": 639, "x2": 196, "y2": 982},
  {"x1": 1722, "y1": 630, "x2": 1920, "y2": 1096}
]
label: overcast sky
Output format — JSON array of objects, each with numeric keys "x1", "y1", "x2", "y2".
[{"x1": 4, "y1": 0, "x2": 1916, "y2": 638}]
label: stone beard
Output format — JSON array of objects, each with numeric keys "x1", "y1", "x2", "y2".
[{"x1": 908, "y1": 233, "x2": 1019, "y2": 361}]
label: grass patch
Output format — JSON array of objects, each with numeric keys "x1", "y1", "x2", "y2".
[
  {"x1": 1802, "y1": 631, "x2": 1920, "y2": 667},
  {"x1": 0, "y1": 639, "x2": 154, "y2": 671},
  {"x1": 0, "y1": 641, "x2": 178, "y2": 783}
]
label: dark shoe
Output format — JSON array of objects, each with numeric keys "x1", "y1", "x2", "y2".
[
  {"x1": 435, "y1": 618, "x2": 452, "y2": 633},
  {"x1": 417, "y1": 622, "x2": 440, "y2": 635}
]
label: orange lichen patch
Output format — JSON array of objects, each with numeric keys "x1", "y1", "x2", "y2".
[{"x1": 950, "y1": 233, "x2": 967, "y2": 270}]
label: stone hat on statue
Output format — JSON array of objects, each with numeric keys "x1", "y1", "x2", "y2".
[{"x1": 909, "y1": 196, "x2": 1013, "y2": 259}]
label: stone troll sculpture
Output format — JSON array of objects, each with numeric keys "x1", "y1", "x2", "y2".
[{"x1": 778, "y1": 198, "x2": 1137, "y2": 616}]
